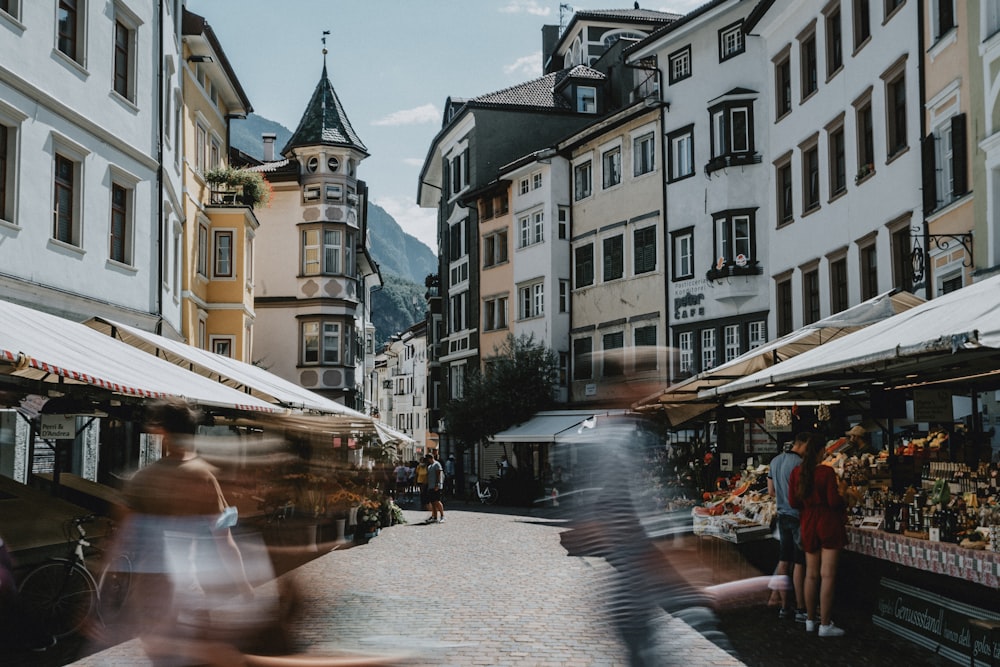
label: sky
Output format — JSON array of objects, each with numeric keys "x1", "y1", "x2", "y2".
[{"x1": 188, "y1": 0, "x2": 707, "y2": 253}]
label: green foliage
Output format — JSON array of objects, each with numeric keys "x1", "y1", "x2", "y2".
[
  {"x1": 203, "y1": 166, "x2": 271, "y2": 208},
  {"x1": 442, "y1": 334, "x2": 558, "y2": 450}
]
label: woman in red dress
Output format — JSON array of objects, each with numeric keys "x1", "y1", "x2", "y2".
[{"x1": 789, "y1": 433, "x2": 847, "y2": 637}]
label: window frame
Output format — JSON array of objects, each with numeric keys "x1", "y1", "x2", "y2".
[
  {"x1": 300, "y1": 225, "x2": 348, "y2": 276},
  {"x1": 882, "y1": 59, "x2": 908, "y2": 159},
  {"x1": 853, "y1": 0, "x2": 871, "y2": 51},
  {"x1": 602, "y1": 233, "x2": 624, "y2": 282},
  {"x1": 633, "y1": 132, "x2": 655, "y2": 176},
  {"x1": 483, "y1": 294, "x2": 509, "y2": 331},
  {"x1": 52, "y1": 150, "x2": 84, "y2": 247},
  {"x1": 573, "y1": 159, "x2": 592, "y2": 200},
  {"x1": 774, "y1": 48, "x2": 792, "y2": 120},
  {"x1": 108, "y1": 171, "x2": 136, "y2": 266},
  {"x1": 708, "y1": 100, "x2": 754, "y2": 159},
  {"x1": 671, "y1": 228, "x2": 694, "y2": 281},
  {"x1": 718, "y1": 20, "x2": 745, "y2": 62},
  {"x1": 667, "y1": 124, "x2": 695, "y2": 182},
  {"x1": 799, "y1": 27, "x2": 818, "y2": 100},
  {"x1": 775, "y1": 152, "x2": 794, "y2": 226},
  {"x1": 56, "y1": 0, "x2": 87, "y2": 67},
  {"x1": 633, "y1": 225, "x2": 656, "y2": 275},
  {"x1": 573, "y1": 337, "x2": 593, "y2": 381},
  {"x1": 574, "y1": 242, "x2": 595, "y2": 288},
  {"x1": 517, "y1": 280, "x2": 544, "y2": 320},
  {"x1": 824, "y1": 3, "x2": 843, "y2": 78},
  {"x1": 800, "y1": 136, "x2": 821, "y2": 213},
  {"x1": 776, "y1": 276, "x2": 794, "y2": 336},
  {"x1": 602, "y1": 145, "x2": 622, "y2": 189},
  {"x1": 830, "y1": 255, "x2": 849, "y2": 313},
  {"x1": 112, "y1": 2, "x2": 142, "y2": 103},
  {"x1": 0, "y1": 106, "x2": 26, "y2": 226},
  {"x1": 668, "y1": 45, "x2": 692, "y2": 84},
  {"x1": 854, "y1": 90, "x2": 875, "y2": 179},
  {"x1": 213, "y1": 229, "x2": 234, "y2": 278},
  {"x1": 482, "y1": 228, "x2": 508, "y2": 268},
  {"x1": 713, "y1": 209, "x2": 757, "y2": 270},
  {"x1": 859, "y1": 240, "x2": 879, "y2": 300},
  {"x1": 197, "y1": 222, "x2": 209, "y2": 277},
  {"x1": 827, "y1": 117, "x2": 847, "y2": 197},
  {"x1": 577, "y1": 86, "x2": 597, "y2": 114},
  {"x1": 802, "y1": 265, "x2": 821, "y2": 325}
]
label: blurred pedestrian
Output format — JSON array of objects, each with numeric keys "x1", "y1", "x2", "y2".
[
  {"x1": 444, "y1": 454, "x2": 456, "y2": 499},
  {"x1": 424, "y1": 452, "x2": 445, "y2": 524},
  {"x1": 767, "y1": 433, "x2": 808, "y2": 623},
  {"x1": 415, "y1": 455, "x2": 429, "y2": 515},
  {"x1": 790, "y1": 433, "x2": 848, "y2": 637}
]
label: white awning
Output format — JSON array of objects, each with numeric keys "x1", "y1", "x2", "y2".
[
  {"x1": 633, "y1": 288, "x2": 924, "y2": 424},
  {"x1": 490, "y1": 410, "x2": 626, "y2": 443},
  {"x1": 85, "y1": 317, "x2": 367, "y2": 418},
  {"x1": 0, "y1": 299, "x2": 275, "y2": 412},
  {"x1": 373, "y1": 421, "x2": 415, "y2": 446},
  {"x1": 708, "y1": 274, "x2": 1000, "y2": 399}
]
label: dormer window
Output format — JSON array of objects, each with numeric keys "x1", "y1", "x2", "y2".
[
  {"x1": 306, "y1": 156, "x2": 319, "y2": 172},
  {"x1": 577, "y1": 86, "x2": 597, "y2": 114},
  {"x1": 328, "y1": 156, "x2": 340, "y2": 172}
]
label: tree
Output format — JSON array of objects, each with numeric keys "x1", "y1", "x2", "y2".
[{"x1": 442, "y1": 333, "x2": 559, "y2": 451}]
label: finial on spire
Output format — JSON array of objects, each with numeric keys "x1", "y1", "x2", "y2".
[{"x1": 322, "y1": 30, "x2": 330, "y2": 61}]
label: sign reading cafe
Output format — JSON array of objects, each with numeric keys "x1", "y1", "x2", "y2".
[{"x1": 674, "y1": 291, "x2": 705, "y2": 320}]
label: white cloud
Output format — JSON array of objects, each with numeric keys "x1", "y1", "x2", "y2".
[
  {"x1": 371, "y1": 103, "x2": 439, "y2": 127},
  {"x1": 505, "y1": 52, "x2": 542, "y2": 78},
  {"x1": 499, "y1": 0, "x2": 550, "y2": 16},
  {"x1": 402, "y1": 157, "x2": 425, "y2": 167},
  {"x1": 373, "y1": 195, "x2": 438, "y2": 255}
]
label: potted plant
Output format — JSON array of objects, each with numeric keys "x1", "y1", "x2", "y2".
[{"x1": 203, "y1": 165, "x2": 271, "y2": 208}]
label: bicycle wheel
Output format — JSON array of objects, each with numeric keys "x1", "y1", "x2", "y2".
[
  {"x1": 482, "y1": 486, "x2": 499, "y2": 505},
  {"x1": 19, "y1": 559, "x2": 98, "y2": 638},
  {"x1": 97, "y1": 553, "x2": 132, "y2": 623}
]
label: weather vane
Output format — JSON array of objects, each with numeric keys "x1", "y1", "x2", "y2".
[{"x1": 322, "y1": 30, "x2": 330, "y2": 56}]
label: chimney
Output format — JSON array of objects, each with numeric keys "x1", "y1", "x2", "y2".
[
  {"x1": 541, "y1": 24, "x2": 560, "y2": 74},
  {"x1": 262, "y1": 133, "x2": 276, "y2": 162}
]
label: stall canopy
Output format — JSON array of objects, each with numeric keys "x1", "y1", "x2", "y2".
[
  {"x1": 86, "y1": 317, "x2": 367, "y2": 418},
  {"x1": 707, "y1": 273, "x2": 1000, "y2": 401},
  {"x1": 0, "y1": 299, "x2": 275, "y2": 412},
  {"x1": 373, "y1": 421, "x2": 416, "y2": 447},
  {"x1": 633, "y1": 289, "x2": 924, "y2": 425},
  {"x1": 490, "y1": 410, "x2": 626, "y2": 443}
]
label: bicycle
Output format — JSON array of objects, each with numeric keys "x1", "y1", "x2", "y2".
[
  {"x1": 471, "y1": 476, "x2": 499, "y2": 505},
  {"x1": 17, "y1": 514, "x2": 132, "y2": 641}
]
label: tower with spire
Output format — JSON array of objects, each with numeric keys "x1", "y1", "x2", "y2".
[{"x1": 250, "y1": 40, "x2": 380, "y2": 412}]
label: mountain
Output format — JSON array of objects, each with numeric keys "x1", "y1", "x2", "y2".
[{"x1": 231, "y1": 113, "x2": 437, "y2": 345}]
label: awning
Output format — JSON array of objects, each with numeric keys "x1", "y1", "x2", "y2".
[
  {"x1": 708, "y1": 274, "x2": 1000, "y2": 400},
  {"x1": 85, "y1": 317, "x2": 367, "y2": 418},
  {"x1": 632, "y1": 288, "x2": 924, "y2": 425},
  {"x1": 0, "y1": 299, "x2": 275, "y2": 412},
  {"x1": 373, "y1": 421, "x2": 415, "y2": 446},
  {"x1": 490, "y1": 410, "x2": 625, "y2": 443}
]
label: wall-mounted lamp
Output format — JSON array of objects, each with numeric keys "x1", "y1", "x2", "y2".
[{"x1": 188, "y1": 55, "x2": 214, "y2": 63}]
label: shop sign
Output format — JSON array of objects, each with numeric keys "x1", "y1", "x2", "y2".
[
  {"x1": 40, "y1": 414, "x2": 75, "y2": 439},
  {"x1": 873, "y1": 578, "x2": 1000, "y2": 666},
  {"x1": 913, "y1": 389, "x2": 953, "y2": 423}
]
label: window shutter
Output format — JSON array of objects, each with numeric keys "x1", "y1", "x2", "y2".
[
  {"x1": 921, "y1": 133, "x2": 937, "y2": 215},
  {"x1": 951, "y1": 113, "x2": 968, "y2": 197}
]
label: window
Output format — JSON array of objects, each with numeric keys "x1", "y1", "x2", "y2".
[
  {"x1": 828, "y1": 122, "x2": 847, "y2": 196},
  {"x1": 0, "y1": 122, "x2": 14, "y2": 223},
  {"x1": 209, "y1": 138, "x2": 221, "y2": 170},
  {"x1": 634, "y1": 226, "x2": 656, "y2": 275},
  {"x1": 830, "y1": 256, "x2": 849, "y2": 313},
  {"x1": 109, "y1": 182, "x2": 132, "y2": 264},
  {"x1": 800, "y1": 31, "x2": 818, "y2": 99},
  {"x1": 678, "y1": 331, "x2": 694, "y2": 375},
  {"x1": 884, "y1": 66, "x2": 907, "y2": 157},
  {"x1": 633, "y1": 132, "x2": 655, "y2": 176},
  {"x1": 748, "y1": 321, "x2": 767, "y2": 348},
  {"x1": 518, "y1": 281, "x2": 544, "y2": 320},
  {"x1": 574, "y1": 160, "x2": 592, "y2": 200},
  {"x1": 709, "y1": 101, "x2": 753, "y2": 158},
  {"x1": 519, "y1": 178, "x2": 529, "y2": 195},
  {"x1": 574, "y1": 337, "x2": 593, "y2": 381},
  {"x1": 327, "y1": 156, "x2": 339, "y2": 172},
  {"x1": 574, "y1": 243, "x2": 594, "y2": 288},
  {"x1": 449, "y1": 291, "x2": 469, "y2": 333},
  {"x1": 57, "y1": 0, "x2": 85, "y2": 64},
  {"x1": 301, "y1": 227, "x2": 344, "y2": 275},
  {"x1": 669, "y1": 46, "x2": 691, "y2": 83},
  {"x1": 301, "y1": 321, "x2": 343, "y2": 365},
  {"x1": 53, "y1": 153, "x2": 79, "y2": 245},
  {"x1": 197, "y1": 224, "x2": 208, "y2": 276},
  {"x1": 671, "y1": 229, "x2": 693, "y2": 280},
  {"x1": 701, "y1": 329, "x2": 717, "y2": 371},
  {"x1": 860, "y1": 242, "x2": 878, "y2": 300},
  {"x1": 719, "y1": 20, "x2": 745, "y2": 61},
  {"x1": 603, "y1": 234, "x2": 623, "y2": 281},
  {"x1": 603, "y1": 331, "x2": 624, "y2": 376},
  {"x1": 940, "y1": 273, "x2": 963, "y2": 294},
  {"x1": 776, "y1": 155, "x2": 794, "y2": 224},
  {"x1": 634, "y1": 325, "x2": 657, "y2": 372},
  {"x1": 211, "y1": 338, "x2": 233, "y2": 358},
  {"x1": 483, "y1": 295, "x2": 508, "y2": 331},
  {"x1": 891, "y1": 225, "x2": 912, "y2": 292},
  {"x1": 559, "y1": 280, "x2": 569, "y2": 313},
  {"x1": 885, "y1": 0, "x2": 905, "y2": 19},
  {"x1": 532, "y1": 172, "x2": 542, "y2": 189},
  {"x1": 825, "y1": 6, "x2": 843, "y2": 76},
  {"x1": 855, "y1": 94, "x2": 875, "y2": 177},
  {"x1": 775, "y1": 52, "x2": 792, "y2": 119},
  {"x1": 450, "y1": 149, "x2": 469, "y2": 196},
  {"x1": 714, "y1": 211, "x2": 755, "y2": 269},
  {"x1": 854, "y1": 0, "x2": 871, "y2": 49},
  {"x1": 518, "y1": 211, "x2": 543, "y2": 248},
  {"x1": 723, "y1": 324, "x2": 741, "y2": 363},
  {"x1": 803, "y1": 267, "x2": 820, "y2": 324},
  {"x1": 802, "y1": 140, "x2": 820, "y2": 212},
  {"x1": 987, "y1": 0, "x2": 1000, "y2": 40},
  {"x1": 195, "y1": 124, "x2": 207, "y2": 173},
  {"x1": 776, "y1": 277, "x2": 794, "y2": 336},
  {"x1": 577, "y1": 86, "x2": 597, "y2": 113},
  {"x1": 483, "y1": 229, "x2": 508, "y2": 268},
  {"x1": 558, "y1": 207, "x2": 569, "y2": 239},
  {"x1": 214, "y1": 230, "x2": 233, "y2": 277},
  {"x1": 602, "y1": 146, "x2": 621, "y2": 189},
  {"x1": 113, "y1": 20, "x2": 132, "y2": 100},
  {"x1": 0, "y1": 1, "x2": 19, "y2": 19},
  {"x1": 925, "y1": 114, "x2": 967, "y2": 211},
  {"x1": 668, "y1": 126, "x2": 694, "y2": 181},
  {"x1": 449, "y1": 218, "x2": 468, "y2": 261}
]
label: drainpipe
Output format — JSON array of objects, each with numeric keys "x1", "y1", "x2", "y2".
[
  {"x1": 917, "y1": 1, "x2": 930, "y2": 300},
  {"x1": 155, "y1": 0, "x2": 165, "y2": 334}
]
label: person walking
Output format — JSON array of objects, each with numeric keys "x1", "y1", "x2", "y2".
[
  {"x1": 767, "y1": 433, "x2": 808, "y2": 623},
  {"x1": 789, "y1": 433, "x2": 848, "y2": 637},
  {"x1": 444, "y1": 454, "x2": 456, "y2": 499},
  {"x1": 424, "y1": 452, "x2": 445, "y2": 523},
  {"x1": 415, "y1": 455, "x2": 429, "y2": 515}
]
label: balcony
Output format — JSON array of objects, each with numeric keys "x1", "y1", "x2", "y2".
[
  {"x1": 705, "y1": 262, "x2": 763, "y2": 304},
  {"x1": 209, "y1": 187, "x2": 255, "y2": 207},
  {"x1": 704, "y1": 152, "x2": 762, "y2": 176}
]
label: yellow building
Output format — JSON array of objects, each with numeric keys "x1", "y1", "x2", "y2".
[{"x1": 179, "y1": 9, "x2": 256, "y2": 360}]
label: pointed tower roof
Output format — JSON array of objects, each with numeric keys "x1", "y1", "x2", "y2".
[{"x1": 282, "y1": 63, "x2": 367, "y2": 157}]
